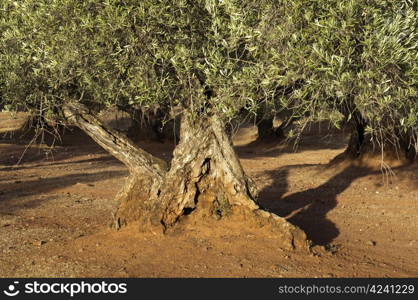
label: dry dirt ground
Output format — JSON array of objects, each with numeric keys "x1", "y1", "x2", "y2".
[{"x1": 0, "y1": 114, "x2": 417, "y2": 277}]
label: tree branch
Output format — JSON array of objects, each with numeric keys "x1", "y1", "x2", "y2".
[{"x1": 62, "y1": 102, "x2": 167, "y2": 176}]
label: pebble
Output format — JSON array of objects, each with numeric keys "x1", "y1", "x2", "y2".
[
  {"x1": 33, "y1": 240, "x2": 46, "y2": 246},
  {"x1": 367, "y1": 240, "x2": 376, "y2": 246}
]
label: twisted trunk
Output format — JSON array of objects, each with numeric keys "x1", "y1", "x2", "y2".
[
  {"x1": 158, "y1": 116, "x2": 259, "y2": 226},
  {"x1": 63, "y1": 102, "x2": 167, "y2": 228},
  {"x1": 63, "y1": 102, "x2": 308, "y2": 250}
]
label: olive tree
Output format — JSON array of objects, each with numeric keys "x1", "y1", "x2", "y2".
[
  {"x1": 262, "y1": 0, "x2": 417, "y2": 159},
  {"x1": 0, "y1": 0, "x2": 307, "y2": 248}
]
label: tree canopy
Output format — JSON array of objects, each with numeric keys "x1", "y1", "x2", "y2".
[
  {"x1": 0, "y1": 0, "x2": 417, "y2": 157},
  {"x1": 267, "y1": 0, "x2": 417, "y2": 155},
  {"x1": 1, "y1": 0, "x2": 275, "y2": 121}
]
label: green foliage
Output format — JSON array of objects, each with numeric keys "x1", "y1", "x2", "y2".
[
  {"x1": 0, "y1": 0, "x2": 416, "y2": 154},
  {"x1": 264, "y1": 0, "x2": 417, "y2": 153},
  {"x1": 0, "y1": 0, "x2": 271, "y2": 121}
]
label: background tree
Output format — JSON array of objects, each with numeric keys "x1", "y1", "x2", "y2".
[
  {"x1": 0, "y1": 0, "x2": 307, "y2": 248},
  {"x1": 261, "y1": 0, "x2": 417, "y2": 160}
]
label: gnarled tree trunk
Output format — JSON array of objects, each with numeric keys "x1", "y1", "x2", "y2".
[
  {"x1": 158, "y1": 116, "x2": 259, "y2": 225},
  {"x1": 343, "y1": 119, "x2": 416, "y2": 163},
  {"x1": 63, "y1": 102, "x2": 308, "y2": 250},
  {"x1": 63, "y1": 102, "x2": 167, "y2": 229}
]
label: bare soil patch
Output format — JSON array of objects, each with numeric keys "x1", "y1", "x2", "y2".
[{"x1": 0, "y1": 123, "x2": 417, "y2": 277}]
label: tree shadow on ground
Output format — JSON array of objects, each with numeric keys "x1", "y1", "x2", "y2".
[
  {"x1": 0, "y1": 136, "x2": 105, "y2": 167},
  {"x1": 0, "y1": 170, "x2": 127, "y2": 214},
  {"x1": 0, "y1": 155, "x2": 121, "y2": 172},
  {"x1": 0, "y1": 131, "x2": 174, "y2": 170},
  {"x1": 258, "y1": 164, "x2": 372, "y2": 245},
  {"x1": 235, "y1": 132, "x2": 349, "y2": 160}
]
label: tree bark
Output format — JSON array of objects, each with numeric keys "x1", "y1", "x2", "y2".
[
  {"x1": 63, "y1": 102, "x2": 308, "y2": 250},
  {"x1": 62, "y1": 102, "x2": 167, "y2": 228},
  {"x1": 158, "y1": 115, "x2": 259, "y2": 226},
  {"x1": 157, "y1": 115, "x2": 307, "y2": 249},
  {"x1": 343, "y1": 120, "x2": 416, "y2": 163},
  {"x1": 345, "y1": 121, "x2": 366, "y2": 158}
]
